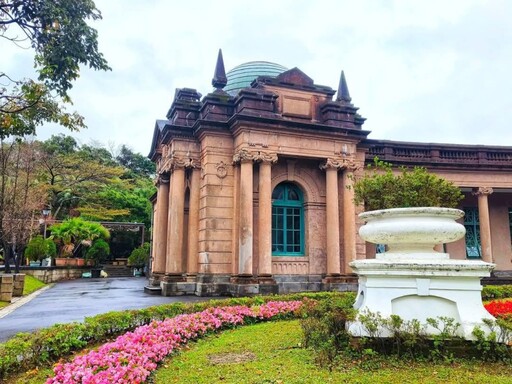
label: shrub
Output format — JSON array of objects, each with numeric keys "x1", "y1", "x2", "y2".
[
  {"x1": 24, "y1": 236, "x2": 56, "y2": 262},
  {"x1": 0, "y1": 292, "x2": 340, "y2": 381},
  {"x1": 86, "y1": 239, "x2": 110, "y2": 266},
  {"x1": 127, "y1": 242, "x2": 150, "y2": 267},
  {"x1": 352, "y1": 157, "x2": 464, "y2": 211},
  {"x1": 482, "y1": 285, "x2": 512, "y2": 301}
]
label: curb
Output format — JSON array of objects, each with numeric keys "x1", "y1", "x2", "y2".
[{"x1": 0, "y1": 284, "x2": 54, "y2": 319}]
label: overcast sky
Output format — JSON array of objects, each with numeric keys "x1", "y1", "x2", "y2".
[{"x1": 3, "y1": 0, "x2": 512, "y2": 156}]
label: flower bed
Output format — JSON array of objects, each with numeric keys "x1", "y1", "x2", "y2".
[
  {"x1": 46, "y1": 301, "x2": 302, "y2": 384},
  {"x1": 484, "y1": 299, "x2": 512, "y2": 319}
]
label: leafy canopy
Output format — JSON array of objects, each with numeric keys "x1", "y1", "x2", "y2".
[
  {"x1": 0, "y1": 0, "x2": 110, "y2": 137},
  {"x1": 353, "y1": 157, "x2": 464, "y2": 211}
]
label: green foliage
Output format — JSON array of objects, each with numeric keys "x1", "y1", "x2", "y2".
[
  {"x1": 300, "y1": 294, "x2": 356, "y2": 368},
  {"x1": 128, "y1": 242, "x2": 150, "y2": 267},
  {"x1": 155, "y1": 320, "x2": 512, "y2": 384},
  {"x1": 0, "y1": 292, "x2": 338, "y2": 381},
  {"x1": 116, "y1": 145, "x2": 155, "y2": 178},
  {"x1": 50, "y1": 218, "x2": 109, "y2": 257},
  {"x1": 352, "y1": 157, "x2": 464, "y2": 211},
  {"x1": 482, "y1": 285, "x2": 512, "y2": 301},
  {"x1": 0, "y1": 1, "x2": 110, "y2": 138},
  {"x1": 1, "y1": 0, "x2": 110, "y2": 97},
  {"x1": 86, "y1": 239, "x2": 110, "y2": 266},
  {"x1": 24, "y1": 236, "x2": 55, "y2": 262}
]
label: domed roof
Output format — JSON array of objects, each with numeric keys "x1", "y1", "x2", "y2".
[{"x1": 224, "y1": 61, "x2": 288, "y2": 95}]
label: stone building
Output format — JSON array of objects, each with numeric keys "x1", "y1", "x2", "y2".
[{"x1": 147, "y1": 50, "x2": 512, "y2": 296}]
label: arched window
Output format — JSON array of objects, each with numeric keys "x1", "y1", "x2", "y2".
[{"x1": 272, "y1": 183, "x2": 304, "y2": 256}]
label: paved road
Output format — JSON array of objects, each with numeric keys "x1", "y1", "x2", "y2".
[{"x1": 0, "y1": 277, "x2": 218, "y2": 342}]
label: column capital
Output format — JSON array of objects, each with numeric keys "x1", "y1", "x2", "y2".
[
  {"x1": 233, "y1": 148, "x2": 254, "y2": 164},
  {"x1": 254, "y1": 151, "x2": 278, "y2": 164},
  {"x1": 155, "y1": 173, "x2": 170, "y2": 186},
  {"x1": 170, "y1": 154, "x2": 201, "y2": 170},
  {"x1": 320, "y1": 157, "x2": 358, "y2": 171},
  {"x1": 233, "y1": 148, "x2": 278, "y2": 165},
  {"x1": 472, "y1": 187, "x2": 493, "y2": 196}
]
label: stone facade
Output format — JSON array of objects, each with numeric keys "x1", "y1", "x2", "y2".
[{"x1": 147, "y1": 51, "x2": 512, "y2": 296}]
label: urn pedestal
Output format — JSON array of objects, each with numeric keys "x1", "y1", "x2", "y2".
[{"x1": 348, "y1": 207, "x2": 495, "y2": 340}]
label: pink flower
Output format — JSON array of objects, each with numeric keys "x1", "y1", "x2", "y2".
[{"x1": 46, "y1": 301, "x2": 302, "y2": 384}]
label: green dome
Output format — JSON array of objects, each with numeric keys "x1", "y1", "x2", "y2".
[{"x1": 224, "y1": 61, "x2": 288, "y2": 95}]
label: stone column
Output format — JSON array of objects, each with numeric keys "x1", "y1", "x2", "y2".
[
  {"x1": 320, "y1": 159, "x2": 343, "y2": 276},
  {"x1": 233, "y1": 149, "x2": 255, "y2": 276},
  {"x1": 256, "y1": 152, "x2": 278, "y2": 277},
  {"x1": 186, "y1": 166, "x2": 201, "y2": 277},
  {"x1": 166, "y1": 163, "x2": 186, "y2": 277},
  {"x1": 473, "y1": 187, "x2": 494, "y2": 263},
  {"x1": 152, "y1": 174, "x2": 169, "y2": 275},
  {"x1": 342, "y1": 167, "x2": 357, "y2": 273}
]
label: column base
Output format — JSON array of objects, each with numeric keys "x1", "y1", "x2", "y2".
[
  {"x1": 257, "y1": 276, "x2": 279, "y2": 295},
  {"x1": 322, "y1": 274, "x2": 358, "y2": 292},
  {"x1": 229, "y1": 275, "x2": 259, "y2": 296}
]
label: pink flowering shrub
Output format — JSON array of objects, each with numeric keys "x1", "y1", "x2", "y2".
[{"x1": 46, "y1": 301, "x2": 302, "y2": 384}]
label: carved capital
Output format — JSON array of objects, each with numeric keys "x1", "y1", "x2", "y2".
[
  {"x1": 254, "y1": 151, "x2": 278, "y2": 164},
  {"x1": 154, "y1": 173, "x2": 170, "y2": 186},
  {"x1": 233, "y1": 148, "x2": 255, "y2": 164},
  {"x1": 472, "y1": 187, "x2": 494, "y2": 196},
  {"x1": 320, "y1": 157, "x2": 358, "y2": 171},
  {"x1": 170, "y1": 154, "x2": 200, "y2": 170}
]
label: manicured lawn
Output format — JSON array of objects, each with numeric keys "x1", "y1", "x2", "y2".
[
  {"x1": 154, "y1": 320, "x2": 512, "y2": 384},
  {"x1": 0, "y1": 275, "x2": 45, "y2": 309},
  {"x1": 23, "y1": 275, "x2": 46, "y2": 295}
]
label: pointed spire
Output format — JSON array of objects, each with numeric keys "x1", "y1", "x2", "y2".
[
  {"x1": 336, "y1": 70, "x2": 352, "y2": 102},
  {"x1": 212, "y1": 49, "x2": 227, "y2": 90}
]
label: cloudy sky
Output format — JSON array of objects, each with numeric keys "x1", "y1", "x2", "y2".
[{"x1": 3, "y1": 0, "x2": 512, "y2": 155}]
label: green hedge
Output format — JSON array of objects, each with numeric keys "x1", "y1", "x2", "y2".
[
  {"x1": 0, "y1": 292, "x2": 343, "y2": 380},
  {"x1": 482, "y1": 285, "x2": 512, "y2": 301},
  {"x1": 2, "y1": 285, "x2": 510, "y2": 380}
]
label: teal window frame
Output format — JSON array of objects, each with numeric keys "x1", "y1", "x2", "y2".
[
  {"x1": 271, "y1": 183, "x2": 304, "y2": 256},
  {"x1": 464, "y1": 207, "x2": 481, "y2": 259}
]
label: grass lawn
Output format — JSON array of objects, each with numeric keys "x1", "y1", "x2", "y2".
[
  {"x1": 23, "y1": 275, "x2": 46, "y2": 296},
  {"x1": 153, "y1": 320, "x2": 512, "y2": 384},
  {"x1": 0, "y1": 275, "x2": 46, "y2": 309}
]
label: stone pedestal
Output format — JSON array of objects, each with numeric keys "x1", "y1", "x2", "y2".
[
  {"x1": 349, "y1": 256, "x2": 494, "y2": 340},
  {"x1": 12, "y1": 273, "x2": 25, "y2": 297},
  {"x1": 350, "y1": 207, "x2": 496, "y2": 341},
  {"x1": 0, "y1": 274, "x2": 14, "y2": 302}
]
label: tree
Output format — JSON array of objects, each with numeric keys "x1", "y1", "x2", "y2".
[
  {"x1": 1, "y1": 0, "x2": 110, "y2": 137},
  {"x1": 116, "y1": 145, "x2": 155, "y2": 178},
  {"x1": 40, "y1": 135, "x2": 126, "y2": 219},
  {"x1": 50, "y1": 217, "x2": 109, "y2": 257},
  {"x1": 0, "y1": 139, "x2": 46, "y2": 272}
]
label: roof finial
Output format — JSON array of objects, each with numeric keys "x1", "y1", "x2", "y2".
[
  {"x1": 212, "y1": 49, "x2": 227, "y2": 90},
  {"x1": 336, "y1": 70, "x2": 352, "y2": 102}
]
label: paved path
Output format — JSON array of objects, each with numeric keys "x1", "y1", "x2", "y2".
[{"x1": 0, "y1": 278, "x2": 218, "y2": 342}]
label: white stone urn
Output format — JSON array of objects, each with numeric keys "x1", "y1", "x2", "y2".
[
  {"x1": 358, "y1": 207, "x2": 466, "y2": 258},
  {"x1": 349, "y1": 207, "x2": 497, "y2": 341}
]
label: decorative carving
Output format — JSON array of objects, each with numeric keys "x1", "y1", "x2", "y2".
[
  {"x1": 168, "y1": 153, "x2": 201, "y2": 171},
  {"x1": 216, "y1": 161, "x2": 228, "y2": 179},
  {"x1": 320, "y1": 157, "x2": 358, "y2": 171},
  {"x1": 233, "y1": 148, "x2": 256, "y2": 164},
  {"x1": 155, "y1": 173, "x2": 170, "y2": 186},
  {"x1": 472, "y1": 187, "x2": 494, "y2": 196},
  {"x1": 233, "y1": 148, "x2": 277, "y2": 165},
  {"x1": 254, "y1": 151, "x2": 278, "y2": 164},
  {"x1": 248, "y1": 142, "x2": 269, "y2": 148}
]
